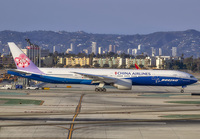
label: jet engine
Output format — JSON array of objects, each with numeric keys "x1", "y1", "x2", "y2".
[{"x1": 113, "y1": 79, "x2": 132, "y2": 90}]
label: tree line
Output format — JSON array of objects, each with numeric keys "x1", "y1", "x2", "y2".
[{"x1": 165, "y1": 56, "x2": 200, "y2": 72}]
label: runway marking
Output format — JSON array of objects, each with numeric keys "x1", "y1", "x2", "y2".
[
  {"x1": 2, "y1": 118, "x2": 200, "y2": 127},
  {"x1": 161, "y1": 114, "x2": 200, "y2": 119},
  {"x1": 166, "y1": 101, "x2": 200, "y2": 104},
  {"x1": 139, "y1": 94, "x2": 188, "y2": 97},
  {"x1": 68, "y1": 94, "x2": 84, "y2": 139},
  {"x1": 40, "y1": 101, "x2": 44, "y2": 105}
]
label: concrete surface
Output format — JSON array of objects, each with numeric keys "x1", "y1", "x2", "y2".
[{"x1": 0, "y1": 83, "x2": 200, "y2": 139}]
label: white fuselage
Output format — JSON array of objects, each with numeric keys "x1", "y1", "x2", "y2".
[{"x1": 39, "y1": 68, "x2": 192, "y2": 80}]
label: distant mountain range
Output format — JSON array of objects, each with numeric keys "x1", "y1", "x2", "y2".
[{"x1": 0, "y1": 30, "x2": 200, "y2": 57}]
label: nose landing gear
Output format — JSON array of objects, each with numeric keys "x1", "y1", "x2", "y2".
[
  {"x1": 181, "y1": 86, "x2": 187, "y2": 93},
  {"x1": 181, "y1": 89, "x2": 184, "y2": 93}
]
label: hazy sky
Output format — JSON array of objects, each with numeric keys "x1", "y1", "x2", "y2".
[{"x1": 0, "y1": 0, "x2": 200, "y2": 35}]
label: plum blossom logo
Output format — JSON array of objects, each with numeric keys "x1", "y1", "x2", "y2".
[{"x1": 14, "y1": 54, "x2": 30, "y2": 68}]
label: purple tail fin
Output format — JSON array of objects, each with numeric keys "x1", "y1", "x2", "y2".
[{"x1": 8, "y1": 42, "x2": 44, "y2": 74}]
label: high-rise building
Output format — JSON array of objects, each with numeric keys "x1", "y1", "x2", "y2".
[
  {"x1": 25, "y1": 45, "x2": 41, "y2": 67},
  {"x1": 127, "y1": 48, "x2": 131, "y2": 54},
  {"x1": 137, "y1": 44, "x2": 142, "y2": 54},
  {"x1": 53, "y1": 46, "x2": 56, "y2": 53},
  {"x1": 138, "y1": 44, "x2": 141, "y2": 50},
  {"x1": 172, "y1": 47, "x2": 177, "y2": 57},
  {"x1": 98, "y1": 47, "x2": 102, "y2": 54},
  {"x1": 66, "y1": 43, "x2": 76, "y2": 54},
  {"x1": 70, "y1": 43, "x2": 76, "y2": 53},
  {"x1": 70, "y1": 43, "x2": 74, "y2": 52},
  {"x1": 92, "y1": 42, "x2": 97, "y2": 55},
  {"x1": 53, "y1": 46, "x2": 60, "y2": 53},
  {"x1": 132, "y1": 49, "x2": 137, "y2": 55},
  {"x1": 113, "y1": 45, "x2": 117, "y2": 53},
  {"x1": 109, "y1": 45, "x2": 113, "y2": 52},
  {"x1": 159, "y1": 48, "x2": 162, "y2": 56},
  {"x1": 151, "y1": 47, "x2": 156, "y2": 56}
]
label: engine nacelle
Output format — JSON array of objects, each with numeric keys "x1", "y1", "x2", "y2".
[{"x1": 113, "y1": 79, "x2": 132, "y2": 90}]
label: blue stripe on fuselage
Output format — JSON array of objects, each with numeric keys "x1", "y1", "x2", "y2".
[
  {"x1": 7, "y1": 70, "x2": 93, "y2": 84},
  {"x1": 126, "y1": 76, "x2": 197, "y2": 86}
]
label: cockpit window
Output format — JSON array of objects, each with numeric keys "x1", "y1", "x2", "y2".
[{"x1": 190, "y1": 75, "x2": 195, "y2": 78}]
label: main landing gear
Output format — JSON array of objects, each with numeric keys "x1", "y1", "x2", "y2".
[
  {"x1": 95, "y1": 87, "x2": 106, "y2": 92},
  {"x1": 95, "y1": 82, "x2": 106, "y2": 92}
]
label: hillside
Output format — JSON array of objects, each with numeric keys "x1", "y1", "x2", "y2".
[{"x1": 0, "y1": 30, "x2": 200, "y2": 57}]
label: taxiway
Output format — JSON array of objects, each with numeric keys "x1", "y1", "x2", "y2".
[{"x1": 0, "y1": 84, "x2": 200, "y2": 139}]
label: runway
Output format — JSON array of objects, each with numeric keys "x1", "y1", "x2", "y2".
[{"x1": 1, "y1": 84, "x2": 200, "y2": 139}]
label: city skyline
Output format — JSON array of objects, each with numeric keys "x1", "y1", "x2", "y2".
[
  {"x1": 0, "y1": 29, "x2": 199, "y2": 58},
  {"x1": 49, "y1": 42, "x2": 177, "y2": 58}
]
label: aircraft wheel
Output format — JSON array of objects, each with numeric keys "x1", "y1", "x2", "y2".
[
  {"x1": 99, "y1": 88, "x2": 103, "y2": 92},
  {"x1": 102, "y1": 88, "x2": 106, "y2": 92},
  {"x1": 181, "y1": 89, "x2": 184, "y2": 93},
  {"x1": 95, "y1": 88, "x2": 99, "y2": 92}
]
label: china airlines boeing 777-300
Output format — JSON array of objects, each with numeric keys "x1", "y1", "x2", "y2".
[{"x1": 7, "y1": 42, "x2": 197, "y2": 93}]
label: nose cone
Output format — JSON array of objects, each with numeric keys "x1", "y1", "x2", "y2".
[
  {"x1": 194, "y1": 77, "x2": 198, "y2": 83},
  {"x1": 191, "y1": 77, "x2": 198, "y2": 84},
  {"x1": 187, "y1": 73, "x2": 198, "y2": 84}
]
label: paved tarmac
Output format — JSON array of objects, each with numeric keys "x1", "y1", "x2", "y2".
[{"x1": 0, "y1": 83, "x2": 200, "y2": 139}]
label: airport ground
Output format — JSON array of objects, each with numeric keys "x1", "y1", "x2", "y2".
[{"x1": 1, "y1": 84, "x2": 200, "y2": 139}]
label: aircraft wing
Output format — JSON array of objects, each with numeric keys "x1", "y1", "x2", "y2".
[{"x1": 73, "y1": 72, "x2": 117, "y2": 83}]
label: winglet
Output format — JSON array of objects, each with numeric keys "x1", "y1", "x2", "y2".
[
  {"x1": 135, "y1": 63, "x2": 141, "y2": 70},
  {"x1": 8, "y1": 42, "x2": 44, "y2": 74}
]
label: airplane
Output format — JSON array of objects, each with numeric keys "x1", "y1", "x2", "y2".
[{"x1": 7, "y1": 42, "x2": 198, "y2": 93}]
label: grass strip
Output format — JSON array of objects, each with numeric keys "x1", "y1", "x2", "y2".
[{"x1": 0, "y1": 98, "x2": 43, "y2": 105}]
